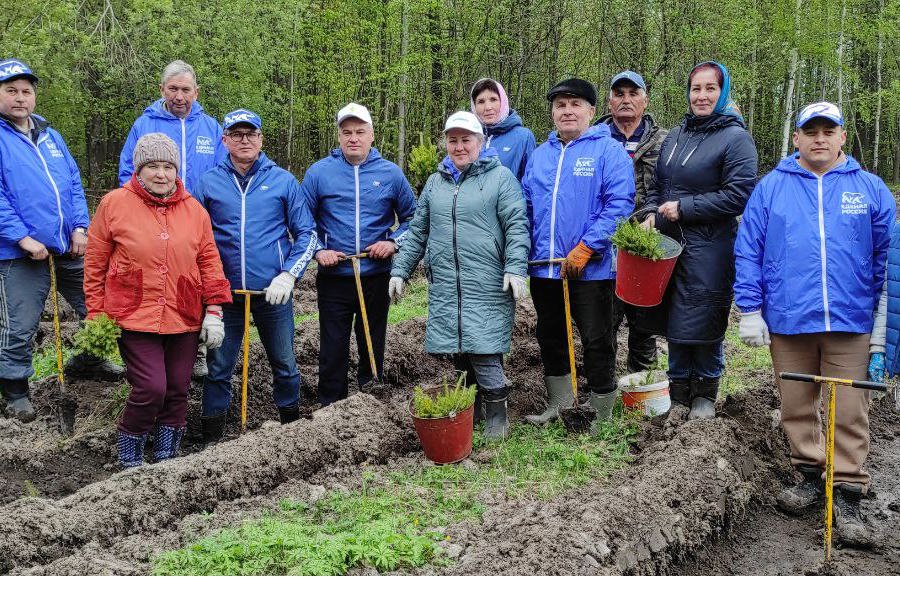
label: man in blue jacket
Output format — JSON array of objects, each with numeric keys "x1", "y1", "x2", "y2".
[
  {"x1": 195, "y1": 109, "x2": 319, "y2": 442},
  {"x1": 522, "y1": 78, "x2": 635, "y2": 427},
  {"x1": 300, "y1": 103, "x2": 416, "y2": 405},
  {"x1": 734, "y1": 101, "x2": 895, "y2": 547},
  {"x1": 119, "y1": 60, "x2": 227, "y2": 378},
  {"x1": 0, "y1": 59, "x2": 122, "y2": 422}
]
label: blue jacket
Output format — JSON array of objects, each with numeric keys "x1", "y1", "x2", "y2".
[
  {"x1": 883, "y1": 223, "x2": 900, "y2": 376},
  {"x1": 195, "y1": 153, "x2": 319, "y2": 291},
  {"x1": 118, "y1": 99, "x2": 226, "y2": 195},
  {"x1": 299, "y1": 148, "x2": 417, "y2": 277},
  {"x1": 0, "y1": 115, "x2": 89, "y2": 259},
  {"x1": 522, "y1": 124, "x2": 635, "y2": 281},
  {"x1": 735, "y1": 154, "x2": 894, "y2": 335},
  {"x1": 483, "y1": 111, "x2": 536, "y2": 181}
]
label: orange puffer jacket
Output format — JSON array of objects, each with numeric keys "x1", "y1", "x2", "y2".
[{"x1": 85, "y1": 176, "x2": 232, "y2": 333}]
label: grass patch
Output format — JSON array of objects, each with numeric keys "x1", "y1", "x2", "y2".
[
  {"x1": 721, "y1": 325, "x2": 773, "y2": 396},
  {"x1": 389, "y1": 278, "x2": 428, "y2": 324},
  {"x1": 153, "y1": 416, "x2": 638, "y2": 576}
]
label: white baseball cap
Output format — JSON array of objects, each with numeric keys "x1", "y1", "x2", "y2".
[
  {"x1": 443, "y1": 111, "x2": 482, "y2": 135},
  {"x1": 797, "y1": 101, "x2": 844, "y2": 128},
  {"x1": 337, "y1": 102, "x2": 373, "y2": 126}
]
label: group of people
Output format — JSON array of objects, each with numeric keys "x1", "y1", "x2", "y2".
[{"x1": 1, "y1": 55, "x2": 895, "y2": 546}]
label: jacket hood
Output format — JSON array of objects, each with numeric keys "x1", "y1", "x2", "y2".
[
  {"x1": 774, "y1": 152, "x2": 860, "y2": 178},
  {"x1": 548, "y1": 123, "x2": 611, "y2": 147},
  {"x1": 143, "y1": 98, "x2": 207, "y2": 121},
  {"x1": 0, "y1": 112, "x2": 50, "y2": 136},
  {"x1": 484, "y1": 110, "x2": 523, "y2": 136},
  {"x1": 596, "y1": 113, "x2": 659, "y2": 136},
  {"x1": 682, "y1": 111, "x2": 745, "y2": 132},
  {"x1": 221, "y1": 151, "x2": 276, "y2": 178},
  {"x1": 328, "y1": 147, "x2": 384, "y2": 165}
]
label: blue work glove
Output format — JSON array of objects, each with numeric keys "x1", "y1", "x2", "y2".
[{"x1": 868, "y1": 352, "x2": 885, "y2": 382}]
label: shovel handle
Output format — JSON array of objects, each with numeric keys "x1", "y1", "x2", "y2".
[
  {"x1": 528, "y1": 255, "x2": 603, "y2": 267},
  {"x1": 233, "y1": 289, "x2": 265, "y2": 296},
  {"x1": 779, "y1": 372, "x2": 888, "y2": 392},
  {"x1": 339, "y1": 252, "x2": 370, "y2": 261}
]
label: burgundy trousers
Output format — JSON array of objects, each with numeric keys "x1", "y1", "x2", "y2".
[{"x1": 117, "y1": 329, "x2": 200, "y2": 435}]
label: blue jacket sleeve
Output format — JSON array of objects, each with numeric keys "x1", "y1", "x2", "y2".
[
  {"x1": 389, "y1": 170, "x2": 417, "y2": 247},
  {"x1": 61, "y1": 134, "x2": 89, "y2": 230},
  {"x1": 0, "y1": 175, "x2": 29, "y2": 245},
  {"x1": 391, "y1": 176, "x2": 433, "y2": 280},
  {"x1": 580, "y1": 144, "x2": 635, "y2": 252},
  {"x1": 283, "y1": 177, "x2": 321, "y2": 278},
  {"x1": 733, "y1": 184, "x2": 769, "y2": 312},
  {"x1": 871, "y1": 180, "x2": 896, "y2": 300},
  {"x1": 118, "y1": 122, "x2": 141, "y2": 186}
]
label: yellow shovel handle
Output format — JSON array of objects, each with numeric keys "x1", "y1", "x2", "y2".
[
  {"x1": 824, "y1": 381, "x2": 836, "y2": 562},
  {"x1": 562, "y1": 278, "x2": 577, "y2": 402},
  {"x1": 238, "y1": 291, "x2": 253, "y2": 432},
  {"x1": 352, "y1": 257, "x2": 378, "y2": 379}
]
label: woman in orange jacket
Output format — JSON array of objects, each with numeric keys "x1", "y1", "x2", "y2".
[{"x1": 85, "y1": 133, "x2": 232, "y2": 468}]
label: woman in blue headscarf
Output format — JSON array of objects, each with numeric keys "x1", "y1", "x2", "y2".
[{"x1": 639, "y1": 61, "x2": 758, "y2": 420}]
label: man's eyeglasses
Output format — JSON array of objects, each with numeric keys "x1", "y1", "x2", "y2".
[{"x1": 227, "y1": 131, "x2": 261, "y2": 142}]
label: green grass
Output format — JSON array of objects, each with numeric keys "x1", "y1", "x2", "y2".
[
  {"x1": 388, "y1": 278, "x2": 428, "y2": 324},
  {"x1": 721, "y1": 324, "x2": 773, "y2": 396},
  {"x1": 152, "y1": 417, "x2": 638, "y2": 576}
]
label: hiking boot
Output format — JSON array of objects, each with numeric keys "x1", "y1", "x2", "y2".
[
  {"x1": 688, "y1": 377, "x2": 718, "y2": 420},
  {"x1": 525, "y1": 375, "x2": 574, "y2": 426},
  {"x1": 669, "y1": 378, "x2": 691, "y2": 407},
  {"x1": 1, "y1": 378, "x2": 36, "y2": 423},
  {"x1": 482, "y1": 387, "x2": 509, "y2": 440},
  {"x1": 64, "y1": 353, "x2": 124, "y2": 382},
  {"x1": 833, "y1": 484, "x2": 873, "y2": 547},
  {"x1": 201, "y1": 412, "x2": 227, "y2": 447},
  {"x1": 776, "y1": 466, "x2": 824, "y2": 514},
  {"x1": 191, "y1": 346, "x2": 208, "y2": 380},
  {"x1": 589, "y1": 389, "x2": 617, "y2": 430},
  {"x1": 117, "y1": 431, "x2": 147, "y2": 468},
  {"x1": 153, "y1": 424, "x2": 186, "y2": 461},
  {"x1": 278, "y1": 403, "x2": 301, "y2": 425}
]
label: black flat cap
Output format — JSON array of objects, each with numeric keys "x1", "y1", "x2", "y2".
[{"x1": 546, "y1": 78, "x2": 597, "y2": 106}]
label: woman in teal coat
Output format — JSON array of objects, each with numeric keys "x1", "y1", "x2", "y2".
[{"x1": 390, "y1": 111, "x2": 530, "y2": 439}]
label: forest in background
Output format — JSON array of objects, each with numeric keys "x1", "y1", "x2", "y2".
[{"x1": 1, "y1": 0, "x2": 898, "y2": 192}]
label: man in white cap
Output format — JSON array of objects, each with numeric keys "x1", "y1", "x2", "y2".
[
  {"x1": 734, "y1": 100, "x2": 895, "y2": 546},
  {"x1": 299, "y1": 102, "x2": 417, "y2": 405}
]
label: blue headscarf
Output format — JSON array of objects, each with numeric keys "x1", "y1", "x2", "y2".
[{"x1": 686, "y1": 61, "x2": 744, "y2": 124}]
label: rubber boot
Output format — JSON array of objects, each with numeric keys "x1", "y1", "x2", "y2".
[
  {"x1": 191, "y1": 345, "x2": 208, "y2": 380},
  {"x1": 776, "y1": 464, "x2": 824, "y2": 514},
  {"x1": 833, "y1": 483, "x2": 873, "y2": 547},
  {"x1": 472, "y1": 390, "x2": 484, "y2": 426},
  {"x1": 589, "y1": 389, "x2": 618, "y2": 430},
  {"x1": 153, "y1": 424, "x2": 186, "y2": 461},
  {"x1": 688, "y1": 377, "x2": 718, "y2": 420},
  {"x1": 482, "y1": 387, "x2": 509, "y2": 440},
  {"x1": 278, "y1": 403, "x2": 301, "y2": 425},
  {"x1": 1, "y1": 378, "x2": 36, "y2": 423},
  {"x1": 64, "y1": 353, "x2": 124, "y2": 381},
  {"x1": 525, "y1": 375, "x2": 575, "y2": 426},
  {"x1": 201, "y1": 412, "x2": 227, "y2": 447},
  {"x1": 669, "y1": 379, "x2": 691, "y2": 407},
  {"x1": 117, "y1": 431, "x2": 147, "y2": 468}
]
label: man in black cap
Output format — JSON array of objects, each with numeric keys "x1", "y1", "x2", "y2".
[{"x1": 522, "y1": 78, "x2": 635, "y2": 428}]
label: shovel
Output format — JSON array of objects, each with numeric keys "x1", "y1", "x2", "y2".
[
  {"x1": 47, "y1": 255, "x2": 76, "y2": 434},
  {"x1": 233, "y1": 289, "x2": 265, "y2": 432},
  {"x1": 339, "y1": 252, "x2": 378, "y2": 382}
]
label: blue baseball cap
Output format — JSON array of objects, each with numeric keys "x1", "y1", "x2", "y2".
[
  {"x1": 0, "y1": 59, "x2": 38, "y2": 84},
  {"x1": 610, "y1": 70, "x2": 646, "y2": 91},
  {"x1": 796, "y1": 101, "x2": 843, "y2": 128},
  {"x1": 223, "y1": 109, "x2": 262, "y2": 131}
]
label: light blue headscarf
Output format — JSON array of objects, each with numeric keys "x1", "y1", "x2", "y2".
[{"x1": 686, "y1": 61, "x2": 744, "y2": 124}]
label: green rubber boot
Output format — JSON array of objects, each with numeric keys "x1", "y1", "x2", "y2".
[
  {"x1": 589, "y1": 389, "x2": 618, "y2": 430},
  {"x1": 525, "y1": 375, "x2": 575, "y2": 426}
]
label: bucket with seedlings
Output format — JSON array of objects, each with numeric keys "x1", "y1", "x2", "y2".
[
  {"x1": 409, "y1": 374, "x2": 476, "y2": 464},
  {"x1": 611, "y1": 219, "x2": 682, "y2": 307},
  {"x1": 618, "y1": 369, "x2": 671, "y2": 417}
]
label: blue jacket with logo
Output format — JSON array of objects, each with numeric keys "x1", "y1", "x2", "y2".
[
  {"x1": 119, "y1": 99, "x2": 226, "y2": 195},
  {"x1": 882, "y1": 223, "x2": 900, "y2": 376},
  {"x1": 734, "y1": 154, "x2": 895, "y2": 335},
  {"x1": 195, "y1": 153, "x2": 319, "y2": 291},
  {"x1": 0, "y1": 115, "x2": 89, "y2": 259},
  {"x1": 483, "y1": 111, "x2": 536, "y2": 182},
  {"x1": 299, "y1": 148, "x2": 417, "y2": 277},
  {"x1": 522, "y1": 124, "x2": 635, "y2": 281}
]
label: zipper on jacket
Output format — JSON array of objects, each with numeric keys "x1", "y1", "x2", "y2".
[
  {"x1": 23, "y1": 132, "x2": 65, "y2": 250},
  {"x1": 232, "y1": 174, "x2": 255, "y2": 289},
  {"x1": 181, "y1": 118, "x2": 187, "y2": 184},
  {"x1": 548, "y1": 142, "x2": 568, "y2": 278},
  {"x1": 485, "y1": 134, "x2": 494, "y2": 149},
  {"x1": 452, "y1": 184, "x2": 463, "y2": 352},
  {"x1": 277, "y1": 240, "x2": 284, "y2": 268},
  {"x1": 354, "y1": 165, "x2": 361, "y2": 255},
  {"x1": 816, "y1": 174, "x2": 831, "y2": 331}
]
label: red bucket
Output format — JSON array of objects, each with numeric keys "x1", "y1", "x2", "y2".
[
  {"x1": 615, "y1": 234, "x2": 682, "y2": 307},
  {"x1": 409, "y1": 399, "x2": 474, "y2": 465}
]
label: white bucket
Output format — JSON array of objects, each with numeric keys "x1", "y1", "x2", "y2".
[{"x1": 618, "y1": 372, "x2": 671, "y2": 417}]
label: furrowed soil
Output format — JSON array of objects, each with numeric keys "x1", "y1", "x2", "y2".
[{"x1": 1, "y1": 272, "x2": 897, "y2": 575}]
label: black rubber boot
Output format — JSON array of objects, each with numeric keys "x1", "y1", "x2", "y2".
[
  {"x1": 669, "y1": 378, "x2": 691, "y2": 407},
  {"x1": 688, "y1": 377, "x2": 718, "y2": 420},
  {"x1": 64, "y1": 353, "x2": 125, "y2": 382},
  {"x1": 482, "y1": 387, "x2": 509, "y2": 440},
  {"x1": 278, "y1": 403, "x2": 301, "y2": 425},
  {"x1": 833, "y1": 483, "x2": 873, "y2": 547},
  {"x1": 776, "y1": 465, "x2": 824, "y2": 514},
  {"x1": 201, "y1": 412, "x2": 227, "y2": 446},
  {"x1": 1, "y1": 378, "x2": 35, "y2": 422}
]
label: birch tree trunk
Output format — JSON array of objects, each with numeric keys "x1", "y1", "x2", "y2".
[
  {"x1": 873, "y1": 0, "x2": 884, "y2": 173},
  {"x1": 780, "y1": 0, "x2": 803, "y2": 158},
  {"x1": 397, "y1": 0, "x2": 409, "y2": 170}
]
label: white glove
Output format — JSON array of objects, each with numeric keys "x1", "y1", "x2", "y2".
[
  {"x1": 265, "y1": 271, "x2": 296, "y2": 305},
  {"x1": 503, "y1": 273, "x2": 528, "y2": 301},
  {"x1": 389, "y1": 277, "x2": 406, "y2": 303},
  {"x1": 200, "y1": 309, "x2": 225, "y2": 349},
  {"x1": 738, "y1": 310, "x2": 770, "y2": 347}
]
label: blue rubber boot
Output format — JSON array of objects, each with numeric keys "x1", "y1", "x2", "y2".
[
  {"x1": 152, "y1": 424, "x2": 186, "y2": 461},
  {"x1": 117, "y1": 431, "x2": 147, "y2": 468}
]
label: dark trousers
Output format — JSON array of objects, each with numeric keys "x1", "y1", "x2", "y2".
[
  {"x1": 666, "y1": 341, "x2": 724, "y2": 380},
  {"x1": 317, "y1": 272, "x2": 390, "y2": 405},
  {"x1": 117, "y1": 329, "x2": 199, "y2": 435},
  {"x1": 531, "y1": 277, "x2": 617, "y2": 394},
  {"x1": 613, "y1": 297, "x2": 658, "y2": 373},
  {"x1": 0, "y1": 256, "x2": 86, "y2": 380}
]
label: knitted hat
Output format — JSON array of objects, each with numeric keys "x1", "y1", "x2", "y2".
[{"x1": 133, "y1": 133, "x2": 180, "y2": 174}]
